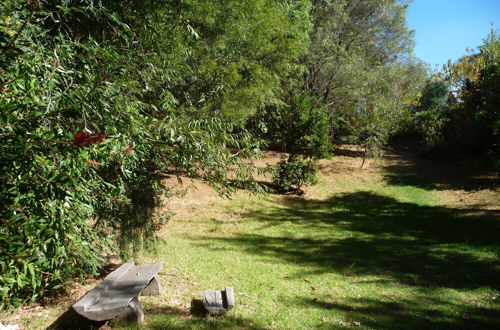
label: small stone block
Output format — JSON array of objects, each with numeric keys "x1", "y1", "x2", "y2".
[
  {"x1": 224, "y1": 287, "x2": 235, "y2": 311},
  {"x1": 203, "y1": 290, "x2": 224, "y2": 315},
  {"x1": 203, "y1": 287, "x2": 235, "y2": 316}
]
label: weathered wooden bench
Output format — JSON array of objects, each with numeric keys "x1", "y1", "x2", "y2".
[
  {"x1": 72, "y1": 262, "x2": 162, "y2": 323},
  {"x1": 203, "y1": 287, "x2": 235, "y2": 316}
]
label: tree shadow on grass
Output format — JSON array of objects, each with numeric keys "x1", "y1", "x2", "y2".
[
  {"x1": 332, "y1": 146, "x2": 365, "y2": 158},
  {"x1": 197, "y1": 192, "x2": 500, "y2": 290},
  {"x1": 140, "y1": 305, "x2": 265, "y2": 330},
  {"x1": 294, "y1": 296, "x2": 500, "y2": 330},
  {"x1": 382, "y1": 151, "x2": 499, "y2": 191},
  {"x1": 192, "y1": 191, "x2": 499, "y2": 328},
  {"x1": 49, "y1": 303, "x2": 264, "y2": 330}
]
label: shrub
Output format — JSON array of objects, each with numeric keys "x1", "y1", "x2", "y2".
[
  {"x1": 272, "y1": 155, "x2": 318, "y2": 193},
  {"x1": 412, "y1": 108, "x2": 448, "y2": 149},
  {"x1": 249, "y1": 92, "x2": 331, "y2": 159}
]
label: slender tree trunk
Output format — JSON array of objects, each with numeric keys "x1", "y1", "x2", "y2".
[{"x1": 360, "y1": 145, "x2": 367, "y2": 169}]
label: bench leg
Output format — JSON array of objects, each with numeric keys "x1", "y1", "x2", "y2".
[
  {"x1": 113, "y1": 297, "x2": 145, "y2": 324},
  {"x1": 141, "y1": 275, "x2": 161, "y2": 296}
]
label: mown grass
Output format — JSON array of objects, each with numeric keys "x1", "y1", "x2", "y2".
[
  {"x1": 6, "y1": 151, "x2": 498, "y2": 329},
  {"x1": 116, "y1": 152, "x2": 499, "y2": 329}
]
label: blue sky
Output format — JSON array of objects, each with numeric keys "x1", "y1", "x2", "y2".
[{"x1": 407, "y1": 0, "x2": 500, "y2": 68}]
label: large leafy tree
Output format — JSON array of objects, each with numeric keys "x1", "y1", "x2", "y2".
[
  {"x1": 417, "y1": 78, "x2": 450, "y2": 112},
  {"x1": 123, "y1": 0, "x2": 311, "y2": 123},
  {"x1": 305, "y1": 0, "x2": 426, "y2": 155}
]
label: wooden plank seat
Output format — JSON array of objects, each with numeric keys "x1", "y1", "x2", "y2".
[{"x1": 73, "y1": 262, "x2": 162, "y2": 323}]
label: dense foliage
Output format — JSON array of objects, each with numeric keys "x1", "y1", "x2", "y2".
[
  {"x1": 250, "y1": 93, "x2": 330, "y2": 157},
  {"x1": 0, "y1": 0, "x2": 308, "y2": 307},
  {"x1": 304, "y1": 0, "x2": 426, "y2": 156},
  {"x1": 411, "y1": 31, "x2": 500, "y2": 165},
  {"x1": 272, "y1": 155, "x2": 318, "y2": 193},
  {"x1": 410, "y1": 77, "x2": 451, "y2": 147},
  {"x1": 2, "y1": 0, "x2": 495, "y2": 309},
  {"x1": 444, "y1": 31, "x2": 500, "y2": 163}
]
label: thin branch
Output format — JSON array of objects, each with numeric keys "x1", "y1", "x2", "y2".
[{"x1": 0, "y1": 11, "x2": 34, "y2": 57}]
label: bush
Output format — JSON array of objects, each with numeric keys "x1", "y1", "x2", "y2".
[
  {"x1": 413, "y1": 108, "x2": 448, "y2": 148},
  {"x1": 248, "y1": 92, "x2": 331, "y2": 159},
  {"x1": 272, "y1": 155, "x2": 318, "y2": 193},
  {"x1": 1, "y1": 0, "x2": 307, "y2": 308}
]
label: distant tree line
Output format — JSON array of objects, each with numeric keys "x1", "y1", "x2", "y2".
[{"x1": 405, "y1": 30, "x2": 499, "y2": 165}]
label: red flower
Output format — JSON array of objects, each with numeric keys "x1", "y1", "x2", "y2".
[
  {"x1": 73, "y1": 131, "x2": 106, "y2": 147},
  {"x1": 90, "y1": 133, "x2": 106, "y2": 144},
  {"x1": 73, "y1": 131, "x2": 90, "y2": 147},
  {"x1": 123, "y1": 145, "x2": 134, "y2": 154}
]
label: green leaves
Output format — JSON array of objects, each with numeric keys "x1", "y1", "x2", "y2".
[
  {"x1": 2, "y1": 0, "x2": 307, "y2": 308},
  {"x1": 305, "y1": 0, "x2": 425, "y2": 157},
  {"x1": 272, "y1": 155, "x2": 318, "y2": 193},
  {"x1": 250, "y1": 91, "x2": 331, "y2": 159},
  {"x1": 428, "y1": 31, "x2": 500, "y2": 162}
]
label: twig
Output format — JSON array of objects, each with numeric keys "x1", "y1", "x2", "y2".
[{"x1": 37, "y1": 269, "x2": 55, "y2": 276}]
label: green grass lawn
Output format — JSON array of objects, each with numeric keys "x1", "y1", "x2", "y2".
[
  {"x1": 6, "y1": 152, "x2": 498, "y2": 329},
  {"x1": 117, "y1": 153, "x2": 500, "y2": 329}
]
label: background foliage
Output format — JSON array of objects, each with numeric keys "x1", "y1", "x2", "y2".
[
  {"x1": 304, "y1": 0, "x2": 426, "y2": 156},
  {"x1": 411, "y1": 30, "x2": 500, "y2": 164}
]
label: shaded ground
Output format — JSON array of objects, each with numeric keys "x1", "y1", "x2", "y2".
[
  {"x1": 383, "y1": 149, "x2": 499, "y2": 192},
  {"x1": 204, "y1": 191, "x2": 500, "y2": 289},
  {"x1": 2, "y1": 147, "x2": 498, "y2": 329}
]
